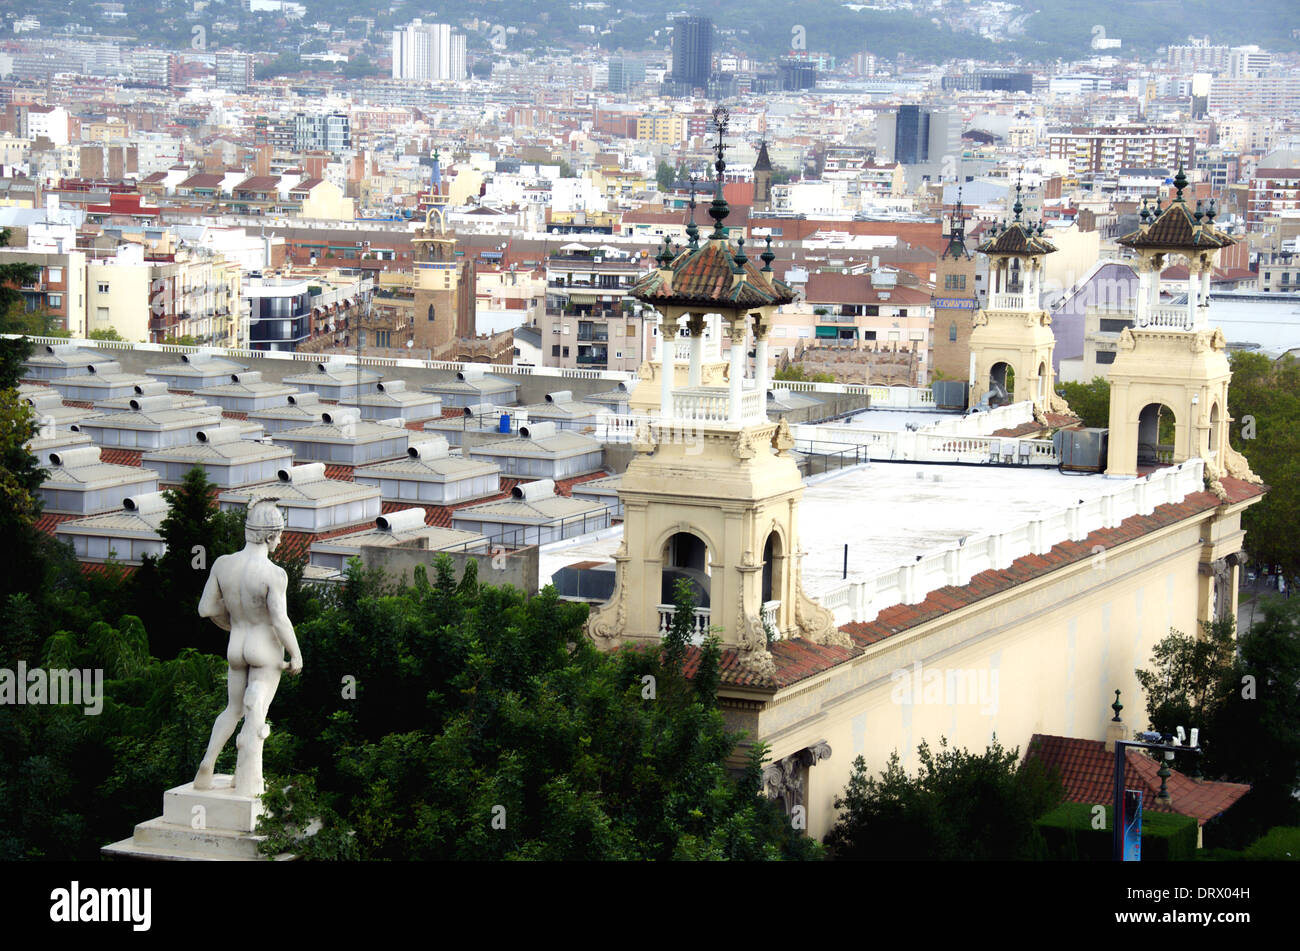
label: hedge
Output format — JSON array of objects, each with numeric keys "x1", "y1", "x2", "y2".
[{"x1": 1035, "y1": 801, "x2": 1199, "y2": 861}]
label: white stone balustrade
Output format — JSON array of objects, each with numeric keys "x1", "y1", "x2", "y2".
[{"x1": 813, "y1": 459, "x2": 1207, "y2": 626}]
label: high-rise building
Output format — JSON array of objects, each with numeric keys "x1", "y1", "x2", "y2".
[
  {"x1": 894, "y1": 105, "x2": 930, "y2": 165},
  {"x1": 607, "y1": 56, "x2": 645, "y2": 93},
  {"x1": 670, "y1": 16, "x2": 712, "y2": 89},
  {"x1": 391, "y1": 20, "x2": 466, "y2": 81},
  {"x1": 1047, "y1": 127, "x2": 1196, "y2": 180},
  {"x1": 214, "y1": 51, "x2": 253, "y2": 91}
]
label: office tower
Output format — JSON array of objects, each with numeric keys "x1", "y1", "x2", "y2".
[
  {"x1": 671, "y1": 16, "x2": 712, "y2": 88},
  {"x1": 894, "y1": 105, "x2": 930, "y2": 165}
]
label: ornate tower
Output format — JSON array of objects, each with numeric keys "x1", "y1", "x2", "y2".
[
  {"x1": 587, "y1": 107, "x2": 845, "y2": 676},
  {"x1": 1105, "y1": 170, "x2": 1257, "y2": 488},
  {"x1": 410, "y1": 148, "x2": 475, "y2": 358},
  {"x1": 968, "y1": 179, "x2": 1065, "y2": 412},
  {"x1": 929, "y1": 191, "x2": 979, "y2": 384}
]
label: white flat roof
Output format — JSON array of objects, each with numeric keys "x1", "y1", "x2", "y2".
[{"x1": 538, "y1": 461, "x2": 1127, "y2": 598}]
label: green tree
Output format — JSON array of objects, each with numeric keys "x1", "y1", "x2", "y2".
[
  {"x1": 256, "y1": 555, "x2": 820, "y2": 860},
  {"x1": 655, "y1": 161, "x2": 676, "y2": 192},
  {"x1": 1227, "y1": 351, "x2": 1300, "y2": 587},
  {"x1": 0, "y1": 337, "x2": 51, "y2": 605},
  {"x1": 1136, "y1": 609, "x2": 1300, "y2": 840},
  {"x1": 135, "y1": 467, "x2": 245, "y2": 658},
  {"x1": 88, "y1": 327, "x2": 124, "y2": 341},
  {"x1": 1056, "y1": 376, "x2": 1110, "y2": 428},
  {"x1": 824, "y1": 737, "x2": 1063, "y2": 860}
]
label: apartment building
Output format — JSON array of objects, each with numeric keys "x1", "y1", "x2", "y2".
[
  {"x1": 391, "y1": 20, "x2": 467, "y2": 81},
  {"x1": 541, "y1": 247, "x2": 650, "y2": 372},
  {"x1": 1048, "y1": 127, "x2": 1196, "y2": 180},
  {"x1": 1247, "y1": 168, "x2": 1300, "y2": 225}
]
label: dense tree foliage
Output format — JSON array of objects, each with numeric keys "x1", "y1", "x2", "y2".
[
  {"x1": 775, "y1": 364, "x2": 834, "y2": 384},
  {"x1": 1227, "y1": 351, "x2": 1300, "y2": 587},
  {"x1": 258, "y1": 569, "x2": 820, "y2": 859},
  {"x1": 1135, "y1": 607, "x2": 1300, "y2": 844},
  {"x1": 823, "y1": 736, "x2": 1063, "y2": 860},
  {"x1": 1056, "y1": 377, "x2": 1110, "y2": 429}
]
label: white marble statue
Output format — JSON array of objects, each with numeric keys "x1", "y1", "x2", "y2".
[{"x1": 194, "y1": 498, "x2": 303, "y2": 798}]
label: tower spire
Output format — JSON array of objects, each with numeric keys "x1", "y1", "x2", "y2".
[
  {"x1": 708, "y1": 105, "x2": 730, "y2": 240},
  {"x1": 1012, "y1": 172, "x2": 1024, "y2": 223},
  {"x1": 685, "y1": 174, "x2": 700, "y2": 249}
]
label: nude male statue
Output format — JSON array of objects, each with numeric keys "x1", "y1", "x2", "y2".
[{"x1": 194, "y1": 498, "x2": 303, "y2": 798}]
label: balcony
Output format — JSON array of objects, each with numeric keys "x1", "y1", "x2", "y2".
[
  {"x1": 670, "y1": 386, "x2": 766, "y2": 424},
  {"x1": 657, "y1": 604, "x2": 711, "y2": 642},
  {"x1": 988, "y1": 293, "x2": 1025, "y2": 310},
  {"x1": 1135, "y1": 307, "x2": 1194, "y2": 331}
]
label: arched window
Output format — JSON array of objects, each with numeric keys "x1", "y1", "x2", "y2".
[
  {"x1": 948, "y1": 322, "x2": 957, "y2": 342},
  {"x1": 427, "y1": 304, "x2": 435, "y2": 322}
]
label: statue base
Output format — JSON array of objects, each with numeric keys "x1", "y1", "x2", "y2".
[{"x1": 102, "y1": 775, "x2": 288, "y2": 861}]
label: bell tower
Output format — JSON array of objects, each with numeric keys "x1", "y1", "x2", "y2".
[
  {"x1": 929, "y1": 190, "x2": 979, "y2": 384},
  {"x1": 968, "y1": 179, "x2": 1065, "y2": 413},
  {"x1": 586, "y1": 107, "x2": 845, "y2": 677},
  {"x1": 1105, "y1": 169, "x2": 1258, "y2": 488}
]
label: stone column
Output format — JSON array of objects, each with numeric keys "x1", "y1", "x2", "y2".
[
  {"x1": 687, "y1": 313, "x2": 703, "y2": 387},
  {"x1": 728, "y1": 317, "x2": 746, "y2": 424},
  {"x1": 1187, "y1": 261, "x2": 1198, "y2": 329},
  {"x1": 755, "y1": 324, "x2": 770, "y2": 397},
  {"x1": 660, "y1": 312, "x2": 676, "y2": 420},
  {"x1": 1136, "y1": 263, "x2": 1150, "y2": 325},
  {"x1": 1200, "y1": 266, "x2": 1211, "y2": 326}
]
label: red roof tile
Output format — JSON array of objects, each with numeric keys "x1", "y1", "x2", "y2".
[
  {"x1": 99, "y1": 448, "x2": 144, "y2": 466},
  {"x1": 34, "y1": 512, "x2": 80, "y2": 535},
  {"x1": 323, "y1": 464, "x2": 354, "y2": 481},
  {"x1": 1025, "y1": 734, "x2": 1251, "y2": 823}
]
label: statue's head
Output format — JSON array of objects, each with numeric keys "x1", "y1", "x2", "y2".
[{"x1": 246, "y1": 498, "x2": 285, "y2": 549}]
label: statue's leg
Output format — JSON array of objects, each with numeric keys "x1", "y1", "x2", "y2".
[
  {"x1": 233, "y1": 666, "x2": 282, "y2": 798},
  {"x1": 195, "y1": 665, "x2": 248, "y2": 790}
]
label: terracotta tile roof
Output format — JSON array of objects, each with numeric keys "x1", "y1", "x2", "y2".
[
  {"x1": 1025, "y1": 734, "x2": 1251, "y2": 823},
  {"x1": 34, "y1": 512, "x2": 80, "y2": 535},
  {"x1": 977, "y1": 220, "x2": 1056, "y2": 256},
  {"x1": 631, "y1": 237, "x2": 795, "y2": 309},
  {"x1": 323, "y1": 464, "x2": 354, "y2": 481},
  {"x1": 679, "y1": 476, "x2": 1266, "y2": 690},
  {"x1": 275, "y1": 522, "x2": 381, "y2": 562},
  {"x1": 1117, "y1": 201, "x2": 1234, "y2": 250},
  {"x1": 222, "y1": 410, "x2": 249, "y2": 420},
  {"x1": 80, "y1": 561, "x2": 137, "y2": 578},
  {"x1": 992, "y1": 413, "x2": 1081, "y2": 439},
  {"x1": 99, "y1": 448, "x2": 144, "y2": 466},
  {"x1": 553, "y1": 471, "x2": 610, "y2": 497}
]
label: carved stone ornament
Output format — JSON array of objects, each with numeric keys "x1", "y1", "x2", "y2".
[
  {"x1": 1118, "y1": 328, "x2": 1137, "y2": 351},
  {"x1": 632, "y1": 420, "x2": 657, "y2": 454},
  {"x1": 772, "y1": 417, "x2": 796, "y2": 455},
  {"x1": 972, "y1": 311, "x2": 989, "y2": 328},
  {"x1": 1221, "y1": 443, "x2": 1262, "y2": 485},
  {"x1": 733, "y1": 428, "x2": 758, "y2": 460},
  {"x1": 585, "y1": 559, "x2": 628, "y2": 646},
  {"x1": 763, "y1": 740, "x2": 832, "y2": 815},
  {"x1": 795, "y1": 576, "x2": 849, "y2": 646},
  {"x1": 737, "y1": 601, "x2": 777, "y2": 677}
]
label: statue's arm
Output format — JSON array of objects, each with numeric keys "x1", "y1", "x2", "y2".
[
  {"x1": 198, "y1": 563, "x2": 231, "y2": 631},
  {"x1": 266, "y1": 567, "x2": 302, "y2": 674}
]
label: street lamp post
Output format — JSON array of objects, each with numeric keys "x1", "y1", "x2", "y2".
[{"x1": 1111, "y1": 727, "x2": 1201, "y2": 861}]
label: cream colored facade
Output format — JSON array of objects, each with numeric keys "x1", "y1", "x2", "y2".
[
  {"x1": 86, "y1": 261, "x2": 151, "y2": 342},
  {"x1": 729, "y1": 486, "x2": 1258, "y2": 840},
  {"x1": 297, "y1": 179, "x2": 355, "y2": 221}
]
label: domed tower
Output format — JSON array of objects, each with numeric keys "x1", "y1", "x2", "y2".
[
  {"x1": 586, "y1": 107, "x2": 845, "y2": 677},
  {"x1": 969, "y1": 179, "x2": 1066, "y2": 413},
  {"x1": 1105, "y1": 169, "x2": 1257, "y2": 487}
]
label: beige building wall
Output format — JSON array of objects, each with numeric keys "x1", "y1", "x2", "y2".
[
  {"x1": 299, "y1": 180, "x2": 355, "y2": 221},
  {"x1": 1042, "y1": 226, "x2": 1101, "y2": 298},
  {"x1": 86, "y1": 263, "x2": 151, "y2": 342},
  {"x1": 732, "y1": 497, "x2": 1256, "y2": 840}
]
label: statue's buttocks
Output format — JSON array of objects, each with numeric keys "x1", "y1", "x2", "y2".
[{"x1": 194, "y1": 499, "x2": 302, "y2": 798}]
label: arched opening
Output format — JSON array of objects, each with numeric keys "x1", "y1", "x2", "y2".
[
  {"x1": 660, "y1": 531, "x2": 710, "y2": 644},
  {"x1": 1037, "y1": 360, "x2": 1047, "y2": 401},
  {"x1": 1007, "y1": 259, "x2": 1023, "y2": 294},
  {"x1": 989, "y1": 361, "x2": 1015, "y2": 406},
  {"x1": 1137, "y1": 403, "x2": 1177, "y2": 466},
  {"x1": 762, "y1": 530, "x2": 783, "y2": 605},
  {"x1": 1209, "y1": 402, "x2": 1220, "y2": 454},
  {"x1": 427, "y1": 304, "x2": 435, "y2": 322},
  {"x1": 948, "y1": 321, "x2": 957, "y2": 342}
]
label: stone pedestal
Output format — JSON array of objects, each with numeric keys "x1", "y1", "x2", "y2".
[{"x1": 103, "y1": 775, "x2": 282, "y2": 861}]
